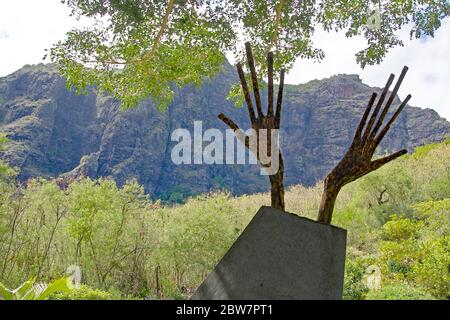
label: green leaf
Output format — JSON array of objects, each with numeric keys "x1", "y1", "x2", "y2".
[
  {"x1": 13, "y1": 278, "x2": 36, "y2": 299},
  {"x1": 36, "y1": 277, "x2": 71, "y2": 300},
  {"x1": 0, "y1": 283, "x2": 14, "y2": 300}
]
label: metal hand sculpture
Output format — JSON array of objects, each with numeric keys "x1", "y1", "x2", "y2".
[
  {"x1": 317, "y1": 66, "x2": 412, "y2": 224},
  {"x1": 219, "y1": 42, "x2": 286, "y2": 210}
]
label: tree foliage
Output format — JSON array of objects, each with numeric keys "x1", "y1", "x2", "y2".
[{"x1": 50, "y1": 0, "x2": 450, "y2": 109}]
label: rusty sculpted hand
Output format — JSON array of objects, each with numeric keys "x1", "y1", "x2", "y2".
[
  {"x1": 318, "y1": 66, "x2": 412, "y2": 224},
  {"x1": 218, "y1": 42, "x2": 286, "y2": 210}
]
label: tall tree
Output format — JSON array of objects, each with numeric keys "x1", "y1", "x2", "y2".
[{"x1": 50, "y1": 0, "x2": 450, "y2": 109}]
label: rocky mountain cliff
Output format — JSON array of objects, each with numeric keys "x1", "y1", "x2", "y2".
[{"x1": 0, "y1": 64, "x2": 448, "y2": 200}]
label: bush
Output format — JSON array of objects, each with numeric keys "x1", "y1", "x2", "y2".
[
  {"x1": 49, "y1": 285, "x2": 113, "y2": 300},
  {"x1": 343, "y1": 257, "x2": 370, "y2": 300},
  {"x1": 381, "y1": 215, "x2": 422, "y2": 241},
  {"x1": 374, "y1": 204, "x2": 450, "y2": 299},
  {"x1": 365, "y1": 284, "x2": 435, "y2": 300}
]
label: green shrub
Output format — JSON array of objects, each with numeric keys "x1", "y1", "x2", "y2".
[
  {"x1": 366, "y1": 284, "x2": 435, "y2": 300},
  {"x1": 381, "y1": 215, "x2": 422, "y2": 241},
  {"x1": 343, "y1": 257, "x2": 370, "y2": 300},
  {"x1": 49, "y1": 285, "x2": 113, "y2": 300},
  {"x1": 410, "y1": 237, "x2": 450, "y2": 299},
  {"x1": 375, "y1": 201, "x2": 450, "y2": 299}
]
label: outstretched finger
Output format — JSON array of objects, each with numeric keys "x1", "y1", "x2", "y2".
[
  {"x1": 362, "y1": 74, "x2": 395, "y2": 145},
  {"x1": 372, "y1": 94, "x2": 411, "y2": 149},
  {"x1": 371, "y1": 149, "x2": 407, "y2": 170},
  {"x1": 237, "y1": 63, "x2": 256, "y2": 123},
  {"x1": 370, "y1": 66, "x2": 408, "y2": 140},
  {"x1": 245, "y1": 42, "x2": 264, "y2": 118},
  {"x1": 275, "y1": 69, "x2": 285, "y2": 128},
  {"x1": 354, "y1": 92, "x2": 377, "y2": 143},
  {"x1": 218, "y1": 113, "x2": 240, "y2": 131},
  {"x1": 267, "y1": 51, "x2": 274, "y2": 116},
  {"x1": 218, "y1": 113, "x2": 249, "y2": 149}
]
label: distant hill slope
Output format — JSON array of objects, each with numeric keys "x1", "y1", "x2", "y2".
[{"x1": 0, "y1": 64, "x2": 449, "y2": 199}]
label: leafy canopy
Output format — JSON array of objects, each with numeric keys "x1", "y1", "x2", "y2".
[{"x1": 50, "y1": 0, "x2": 450, "y2": 110}]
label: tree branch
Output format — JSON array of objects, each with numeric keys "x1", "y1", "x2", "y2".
[
  {"x1": 272, "y1": 0, "x2": 285, "y2": 49},
  {"x1": 142, "y1": 0, "x2": 175, "y2": 62}
]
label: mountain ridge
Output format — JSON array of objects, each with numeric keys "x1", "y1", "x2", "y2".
[{"x1": 0, "y1": 63, "x2": 448, "y2": 200}]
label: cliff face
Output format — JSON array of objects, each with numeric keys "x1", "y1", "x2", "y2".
[{"x1": 0, "y1": 64, "x2": 449, "y2": 199}]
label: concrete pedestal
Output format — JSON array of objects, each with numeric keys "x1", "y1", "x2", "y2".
[{"x1": 191, "y1": 206, "x2": 347, "y2": 300}]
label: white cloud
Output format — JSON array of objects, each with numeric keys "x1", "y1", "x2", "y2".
[
  {"x1": 287, "y1": 19, "x2": 450, "y2": 121},
  {"x1": 0, "y1": 30, "x2": 9, "y2": 39},
  {"x1": 0, "y1": 0, "x2": 448, "y2": 120},
  {"x1": 0, "y1": 0, "x2": 80, "y2": 76}
]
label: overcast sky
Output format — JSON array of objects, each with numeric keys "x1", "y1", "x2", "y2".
[{"x1": 0, "y1": 0, "x2": 448, "y2": 120}]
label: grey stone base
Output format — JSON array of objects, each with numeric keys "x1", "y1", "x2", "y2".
[{"x1": 191, "y1": 206, "x2": 347, "y2": 300}]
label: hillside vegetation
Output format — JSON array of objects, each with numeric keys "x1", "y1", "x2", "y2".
[{"x1": 0, "y1": 138, "x2": 449, "y2": 300}]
